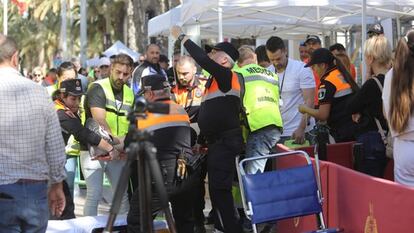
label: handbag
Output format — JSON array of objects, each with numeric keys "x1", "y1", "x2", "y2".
[{"x1": 372, "y1": 77, "x2": 393, "y2": 158}]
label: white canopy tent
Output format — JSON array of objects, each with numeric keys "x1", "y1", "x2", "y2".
[
  {"x1": 179, "y1": 0, "x2": 414, "y2": 40},
  {"x1": 103, "y1": 41, "x2": 141, "y2": 62},
  {"x1": 149, "y1": 0, "x2": 414, "y2": 81}
]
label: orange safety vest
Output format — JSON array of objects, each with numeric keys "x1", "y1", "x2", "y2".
[
  {"x1": 54, "y1": 99, "x2": 68, "y2": 111},
  {"x1": 137, "y1": 100, "x2": 190, "y2": 131},
  {"x1": 322, "y1": 68, "x2": 353, "y2": 98},
  {"x1": 202, "y1": 72, "x2": 241, "y2": 102},
  {"x1": 173, "y1": 76, "x2": 207, "y2": 108}
]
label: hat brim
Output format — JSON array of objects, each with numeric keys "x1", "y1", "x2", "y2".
[
  {"x1": 205, "y1": 45, "x2": 213, "y2": 53},
  {"x1": 305, "y1": 38, "x2": 321, "y2": 44},
  {"x1": 67, "y1": 91, "x2": 83, "y2": 96},
  {"x1": 304, "y1": 62, "x2": 314, "y2": 68}
]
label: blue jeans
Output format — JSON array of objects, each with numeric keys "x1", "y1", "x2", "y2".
[
  {"x1": 356, "y1": 131, "x2": 386, "y2": 178},
  {"x1": 0, "y1": 182, "x2": 48, "y2": 233},
  {"x1": 80, "y1": 151, "x2": 130, "y2": 216},
  {"x1": 245, "y1": 126, "x2": 281, "y2": 174},
  {"x1": 65, "y1": 157, "x2": 77, "y2": 197}
]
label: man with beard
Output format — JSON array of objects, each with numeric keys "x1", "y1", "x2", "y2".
[
  {"x1": 131, "y1": 44, "x2": 167, "y2": 95},
  {"x1": 266, "y1": 36, "x2": 316, "y2": 144},
  {"x1": 81, "y1": 53, "x2": 134, "y2": 216}
]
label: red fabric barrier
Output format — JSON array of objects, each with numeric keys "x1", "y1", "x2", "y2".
[
  {"x1": 327, "y1": 162, "x2": 414, "y2": 233},
  {"x1": 275, "y1": 145, "x2": 414, "y2": 233},
  {"x1": 293, "y1": 142, "x2": 355, "y2": 169}
]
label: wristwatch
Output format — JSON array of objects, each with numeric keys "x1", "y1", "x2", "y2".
[{"x1": 177, "y1": 33, "x2": 186, "y2": 41}]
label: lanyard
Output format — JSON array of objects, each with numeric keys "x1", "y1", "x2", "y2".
[{"x1": 277, "y1": 58, "x2": 288, "y2": 98}]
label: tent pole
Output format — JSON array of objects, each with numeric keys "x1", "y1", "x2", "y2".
[
  {"x1": 218, "y1": 7, "x2": 223, "y2": 42},
  {"x1": 3, "y1": 0, "x2": 7, "y2": 35},
  {"x1": 361, "y1": 0, "x2": 367, "y2": 84},
  {"x1": 396, "y1": 17, "x2": 401, "y2": 40},
  {"x1": 80, "y1": 0, "x2": 87, "y2": 67}
]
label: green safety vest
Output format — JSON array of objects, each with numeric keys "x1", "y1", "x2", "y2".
[
  {"x1": 235, "y1": 63, "x2": 283, "y2": 133},
  {"x1": 94, "y1": 78, "x2": 134, "y2": 137}
]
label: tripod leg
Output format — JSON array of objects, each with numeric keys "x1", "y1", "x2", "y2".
[
  {"x1": 104, "y1": 143, "x2": 136, "y2": 232},
  {"x1": 143, "y1": 142, "x2": 177, "y2": 233},
  {"x1": 143, "y1": 157, "x2": 154, "y2": 233}
]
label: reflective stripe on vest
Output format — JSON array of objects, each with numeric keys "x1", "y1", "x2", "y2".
[
  {"x1": 236, "y1": 64, "x2": 283, "y2": 132},
  {"x1": 202, "y1": 72, "x2": 241, "y2": 102},
  {"x1": 324, "y1": 69, "x2": 353, "y2": 98},
  {"x1": 173, "y1": 78, "x2": 206, "y2": 108},
  {"x1": 94, "y1": 78, "x2": 134, "y2": 136},
  {"x1": 137, "y1": 100, "x2": 190, "y2": 131}
]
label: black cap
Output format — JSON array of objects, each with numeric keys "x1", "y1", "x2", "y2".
[
  {"x1": 211, "y1": 42, "x2": 239, "y2": 61},
  {"x1": 205, "y1": 44, "x2": 214, "y2": 53},
  {"x1": 159, "y1": 54, "x2": 169, "y2": 63},
  {"x1": 60, "y1": 79, "x2": 83, "y2": 96},
  {"x1": 305, "y1": 35, "x2": 321, "y2": 45},
  {"x1": 304, "y1": 48, "x2": 335, "y2": 68},
  {"x1": 368, "y1": 23, "x2": 384, "y2": 36},
  {"x1": 142, "y1": 74, "x2": 170, "y2": 91}
]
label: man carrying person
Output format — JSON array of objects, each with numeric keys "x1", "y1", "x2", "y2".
[
  {"x1": 0, "y1": 33, "x2": 66, "y2": 231},
  {"x1": 266, "y1": 36, "x2": 315, "y2": 144}
]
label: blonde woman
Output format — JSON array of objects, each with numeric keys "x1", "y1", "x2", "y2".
[
  {"x1": 383, "y1": 30, "x2": 414, "y2": 186},
  {"x1": 348, "y1": 36, "x2": 391, "y2": 177}
]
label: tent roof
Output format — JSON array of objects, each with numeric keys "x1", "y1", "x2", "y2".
[
  {"x1": 103, "y1": 41, "x2": 141, "y2": 62},
  {"x1": 148, "y1": 0, "x2": 414, "y2": 39}
]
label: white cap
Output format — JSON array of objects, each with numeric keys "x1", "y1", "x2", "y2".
[{"x1": 98, "y1": 57, "x2": 111, "y2": 67}]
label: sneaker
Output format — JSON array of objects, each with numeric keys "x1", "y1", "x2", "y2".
[{"x1": 213, "y1": 228, "x2": 224, "y2": 233}]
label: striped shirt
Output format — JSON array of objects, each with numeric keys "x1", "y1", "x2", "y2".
[{"x1": 0, "y1": 67, "x2": 66, "y2": 185}]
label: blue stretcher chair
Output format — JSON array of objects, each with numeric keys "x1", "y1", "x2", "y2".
[{"x1": 236, "y1": 151, "x2": 342, "y2": 233}]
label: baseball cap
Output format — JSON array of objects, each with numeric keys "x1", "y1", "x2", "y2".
[
  {"x1": 367, "y1": 23, "x2": 384, "y2": 36},
  {"x1": 98, "y1": 57, "x2": 111, "y2": 67},
  {"x1": 305, "y1": 35, "x2": 322, "y2": 44},
  {"x1": 304, "y1": 48, "x2": 335, "y2": 68},
  {"x1": 211, "y1": 42, "x2": 239, "y2": 61},
  {"x1": 60, "y1": 79, "x2": 83, "y2": 96},
  {"x1": 205, "y1": 44, "x2": 214, "y2": 53},
  {"x1": 142, "y1": 74, "x2": 170, "y2": 91}
]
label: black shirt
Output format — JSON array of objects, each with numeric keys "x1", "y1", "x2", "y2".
[
  {"x1": 183, "y1": 39, "x2": 241, "y2": 136},
  {"x1": 348, "y1": 74, "x2": 388, "y2": 136},
  {"x1": 84, "y1": 81, "x2": 124, "y2": 120},
  {"x1": 57, "y1": 110, "x2": 101, "y2": 148},
  {"x1": 318, "y1": 68, "x2": 355, "y2": 139}
]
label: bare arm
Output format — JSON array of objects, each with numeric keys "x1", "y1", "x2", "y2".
[
  {"x1": 291, "y1": 87, "x2": 314, "y2": 143},
  {"x1": 299, "y1": 103, "x2": 331, "y2": 121},
  {"x1": 90, "y1": 107, "x2": 112, "y2": 134}
]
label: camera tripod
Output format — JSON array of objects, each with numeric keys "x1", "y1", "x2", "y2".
[{"x1": 103, "y1": 110, "x2": 177, "y2": 233}]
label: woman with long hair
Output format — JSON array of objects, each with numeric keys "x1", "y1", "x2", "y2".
[
  {"x1": 383, "y1": 30, "x2": 414, "y2": 186},
  {"x1": 299, "y1": 48, "x2": 359, "y2": 142},
  {"x1": 348, "y1": 36, "x2": 391, "y2": 177}
]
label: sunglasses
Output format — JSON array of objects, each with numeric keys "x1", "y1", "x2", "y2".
[
  {"x1": 100, "y1": 65, "x2": 109, "y2": 68},
  {"x1": 33, "y1": 73, "x2": 42, "y2": 77}
]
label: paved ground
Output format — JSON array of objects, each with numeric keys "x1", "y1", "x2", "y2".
[{"x1": 73, "y1": 184, "x2": 217, "y2": 232}]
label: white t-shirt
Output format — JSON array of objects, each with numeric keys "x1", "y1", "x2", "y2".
[{"x1": 268, "y1": 58, "x2": 316, "y2": 137}]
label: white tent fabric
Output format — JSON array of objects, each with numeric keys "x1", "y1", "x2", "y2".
[
  {"x1": 148, "y1": 0, "x2": 414, "y2": 39},
  {"x1": 174, "y1": 0, "x2": 414, "y2": 39},
  {"x1": 103, "y1": 41, "x2": 141, "y2": 62},
  {"x1": 86, "y1": 56, "x2": 101, "y2": 67}
]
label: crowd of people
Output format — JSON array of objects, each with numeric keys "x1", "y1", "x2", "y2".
[{"x1": 1, "y1": 21, "x2": 414, "y2": 233}]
